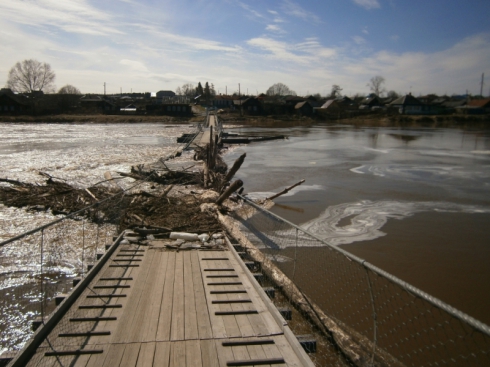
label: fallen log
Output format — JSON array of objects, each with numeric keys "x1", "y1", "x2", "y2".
[
  {"x1": 162, "y1": 185, "x2": 174, "y2": 197},
  {"x1": 224, "y1": 153, "x2": 246, "y2": 183},
  {"x1": 216, "y1": 180, "x2": 243, "y2": 206},
  {"x1": 266, "y1": 179, "x2": 305, "y2": 201}
]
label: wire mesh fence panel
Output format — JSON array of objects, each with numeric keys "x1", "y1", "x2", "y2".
[
  {"x1": 232, "y1": 197, "x2": 490, "y2": 367},
  {"x1": 0, "y1": 204, "x2": 119, "y2": 356}
]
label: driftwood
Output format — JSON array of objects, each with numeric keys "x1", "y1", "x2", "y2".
[
  {"x1": 0, "y1": 178, "x2": 28, "y2": 187},
  {"x1": 216, "y1": 180, "x2": 243, "y2": 205},
  {"x1": 162, "y1": 185, "x2": 174, "y2": 197},
  {"x1": 224, "y1": 153, "x2": 246, "y2": 182},
  {"x1": 85, "y1": 188, "x2": 98, "y2": 201},
  {"x1": 266, "y1": 179, "x2": 305, "y2": 201}
]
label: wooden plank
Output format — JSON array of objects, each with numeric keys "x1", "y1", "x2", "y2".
[
  {"x1": 183, "y1": 251, "x2": 199, "y2": 340},
  {"x1": 119, "y1": 343, "x2": 141, "y2": 367},
  {"x1": 156, "y1": 252, "x2": 176, "y2": 341},
  {"x1": 227, "y1": 252, "x2": 282, "y2": 336},
  {"x1": 200, "y1": 339, "x2": 219, "y2": 367},
  {"x1": 247, "y1": 343, "x2": 272, "y2": 367},
  {"x1": 231, "y1": 344, "x2": 251, "y2": 366},
  {"x1": 171, "y1": 252, "x2": 185, "y2": 341},
  {"x1": 215, "y1": 339, "x2": 235, "y2": 367},
  {"x1": 190, "y1": 251, "x2": 213, "y2": 339},
  {"x1": 135, "y1": 342, "x2": 156, "y2": 367},
  {"x1": 154, "y1": 342, "x2": 171, "y2": 367},
  {"x1": 185, "y1": 340, "x2": 202, "y2": 367},
  {"x1": 82, "y1": 252, "x2": 143, "y2": 347},
  {"x1": 129, "y1": 250, "x2": 165, "y2": 342},
  {"x1": 111, "y1": 248, "x2": 156, "y2": 343},
  {"x1": 273, "y1": 334, "x2": 304, "y2": 367},
  {"x1": 202, "y1": 253, "x2": 241, "y2": 338},
  {"x1": 101, "y1": 343, "x2": 126, "y2": 367},
  {"x1": 170, "y1": 341, "x2": 186, "y2": 367},
  {"x1": 143, "y1": 251, "x2": 169, "y2": 342}
]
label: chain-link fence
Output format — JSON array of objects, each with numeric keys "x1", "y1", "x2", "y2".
[
  {"x1": 0, "y1": 192, "x2": 128, "y2": 357},
  {"x1": 231, "y1": 196, "x2": 490, "y2": 367}
]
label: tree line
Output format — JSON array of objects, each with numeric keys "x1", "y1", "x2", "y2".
[{"x1": 5, "y1": 58, "x2": 399, "y2": 99}]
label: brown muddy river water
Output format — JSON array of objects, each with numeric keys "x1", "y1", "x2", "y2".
[
  {"x1": 224, "y1": 123, "x2": 490, "y2": 326},
  {"x1": 1, "y1": 121, "x2": 489, "y2": 354}
]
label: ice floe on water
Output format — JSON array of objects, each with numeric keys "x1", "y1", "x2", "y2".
[
  {"x1": 245, "y1": 185, "x2": 324, "y2": 201},
  {"x1": 350, "y1": 164, "x2": 490, "y2": 184},
  {"x1": 300, "y1": 200, "x2": 490, "y2": 246}
]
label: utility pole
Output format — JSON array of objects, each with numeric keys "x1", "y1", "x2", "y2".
[
  {"x1": 480, "y1": 73, "x2": 484, "y2": 97},
  {"x1": 238, "y1": 83, "x2": 240, "y2": 97},
  {"x1": 104, "y1": 82, "x2": 106, "y2": 95},
  {"x1": 226, "y1": 86, "x2": 227, "y2": 95}
]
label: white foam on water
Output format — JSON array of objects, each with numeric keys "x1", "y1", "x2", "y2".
[
  {"x1": 349, "y1": 164, "x2": 490, "y2": 184},
  {"x1": 472, "y1": 150, "x2": 490, "y2": 155},
  {"x1": 298, "y1": 200, "x2": 490, "y2": 246},
  {"x1": 364, "y1": 147, "x2": 390, "y2": 154}
]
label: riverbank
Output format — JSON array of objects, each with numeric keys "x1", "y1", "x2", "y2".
[
  {"x1": 1, "y1": 112, "x2": 488, "y2": 127},
  {"x1": 0, "y1": 114, "x2": 198, "y2": 124}
]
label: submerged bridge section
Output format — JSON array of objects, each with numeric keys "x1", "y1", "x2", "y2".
[{"x1": 8, "y1": 234, "x2": 314, "y2": 367}]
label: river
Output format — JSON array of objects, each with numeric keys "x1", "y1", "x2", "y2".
[
  {"x1": 223, "y1": 122, "x2": 490, "y2": 325},
  {"x1": 1, "y1": 121, "x2": 489, "y2": 354}
]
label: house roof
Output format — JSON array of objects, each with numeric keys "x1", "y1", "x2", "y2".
[
  {"x1": 320, "y1": 99, "x2": 339, "y2": 109},
  {"x1": 442, "y1": 100, "x2": 466, "y2": 108},
  {"x1": 0, "y1": 89, "x2": 29, "y2": 105},
  {"x1": 360, "y1": 95, "x2": 381, "y2": 106},
  {"x1": 467, "y1": 98, "x2": 490, "y2": 108},
  {"x1": 295, "y1": 101, "x2": 312, "y2": 109},
  {"x1": 390, "y1": 94, "x2": 423, "y2": 106}
]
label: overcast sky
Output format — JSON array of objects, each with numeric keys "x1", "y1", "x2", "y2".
[{"x1": 1, "y1": 0, "x2": 489, "y2": 96}]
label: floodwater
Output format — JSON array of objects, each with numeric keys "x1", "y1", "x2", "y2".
[
  {"x1": 1, "y1": 121, "x2": 490, "y2": 355},
  {"x1": 224, "y1": 123, "x2": 490, "y2": 325},
  {"x1": 0, "y1": 123, "x2": 195, "y2": 353}
]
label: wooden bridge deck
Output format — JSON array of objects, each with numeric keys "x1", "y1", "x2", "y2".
[
  {"x1": 191, "y1": 114, "x2": 219, "y2": 149},
  {"x1": 21, "y1": 239, "x2": 314, "y2": 367}
]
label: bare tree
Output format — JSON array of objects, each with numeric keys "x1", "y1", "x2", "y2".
[
  {"x1": 266, "y1": 82, "x2": 296, "y2": 96},
  {"x1": 387, "y1": 90, "x2": 400, "y2": 99},
  {"x1": 367, "y1": 76, "x2": 386, "y2": 96},
  {"x1": 175, "y1": 83, "x2": 196, "y2": 97},
  {"x1": 330, "y1": 84, "x2": 343, "y2": 98},
  {"x1": 7, "y1": 59, "x2": 56, "y2": 93},
  {"x1": 58, "y1": 84, "x2": 81, "y2": 94}
]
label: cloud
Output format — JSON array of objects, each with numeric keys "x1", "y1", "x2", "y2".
[
  {"x1": 235, "y1": 1, "x2": 265, "y2": 20},
  {"x1": 281, "y1": 0, "x2": 321, "y2": 23},
  {"x1": 246, "y1": 36, "x2": 336, "y2": 66},
  {"x1": 352, "y1": 36, "x2": 366, "y2": 45},
  {"x1": 0, "y1": 0, "x2": 121, "y2": 36},
  {"x1": 266, "y1": 24, "x2": 286, "y2": 34},
  {"x1": 352, "y1": 0, "x2": 381, "y2": 10},
  {"x1": 391, "y1": 34, "x2": 400, "y2": 41},
  {"x1": 120, "y1": 59, "x2": 148, "y2": 73}
]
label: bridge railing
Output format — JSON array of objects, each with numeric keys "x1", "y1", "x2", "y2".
[
  {"x1": 0, "y1": 191, "x2": 127, "y2": 355},
  {"x1": 232, "y1": 195, "x2": 490, "y2": 367}
]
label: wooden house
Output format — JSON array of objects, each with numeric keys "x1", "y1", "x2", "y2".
[
  {"x1": 295, "y1": 101, "x2": 314, "y2": 116},
  {"x1": 0, "y1": 89, "x2": 29, "y2": 114}
]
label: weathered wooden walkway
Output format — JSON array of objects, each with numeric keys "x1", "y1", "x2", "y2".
[
  {"x1": 17, "y1": 238, "x2": 314, "y2": 367},
  {"x1": 191, "y1": 114, "x2": 220, "y2": 149}
]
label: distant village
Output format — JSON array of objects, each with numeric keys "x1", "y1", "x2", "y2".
[{"x1": 1, "y1": 87, "x2": 489, "y2": 118}]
